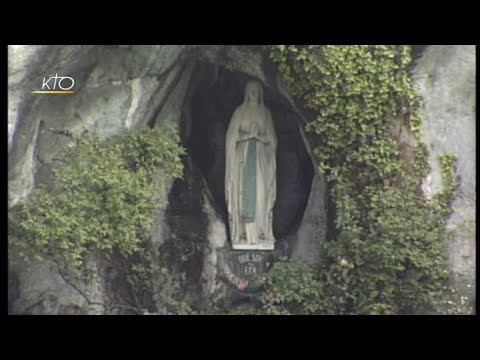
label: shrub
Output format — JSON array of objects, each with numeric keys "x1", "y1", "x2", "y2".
[{"x1": 9, "y1": 124, "x2": 188, "y2": 314}]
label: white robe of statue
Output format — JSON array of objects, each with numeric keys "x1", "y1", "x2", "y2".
[{"x1": 225, "y1": 80, "x2": 277, "y2": 250}]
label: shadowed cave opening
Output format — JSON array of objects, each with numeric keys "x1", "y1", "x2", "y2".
[{"x1": 181, "y1": 62, "x2": 314, "y2": 242}]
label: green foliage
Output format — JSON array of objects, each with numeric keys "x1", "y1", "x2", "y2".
[
  {"x1": 260, "y1": 257, "x2": 325, "y2": 315},
  {"x1": 123, "y1": 248, "x2": 187, "y2": 314},
  {"x1": 324, "y1": 183, "x2": 451, "y2": 314},
  {"x1": 270, "y1": 45, "x2": 419, "y2": 181},
  {"x1": 9, "y1": 124, "x2": 187, "y2": 314},
  {"x1": 265, "y1": 45, "x2": 459, "y2": 314},
  {"x1": 433, "y1": 153, "x2": 458, "y2": 217},
  {"x1": 413, "y1": 141, "x2": 430, "y2": 178}
]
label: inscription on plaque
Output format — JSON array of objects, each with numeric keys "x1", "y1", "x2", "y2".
[{"x1": 218, "y1": 249, "x2": 281, "y2": 292}]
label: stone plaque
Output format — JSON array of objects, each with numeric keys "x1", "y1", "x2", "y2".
[{"x1": 217, "y1": 248, "x2": 282, "y2": 293}]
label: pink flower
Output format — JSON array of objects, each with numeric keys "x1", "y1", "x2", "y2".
[
  {"x1": 266, "y1": 291, "x2": 276, "y2": 304},
  {"x1": 236, "y1": 280, "x2": 248, "y2": 290}
]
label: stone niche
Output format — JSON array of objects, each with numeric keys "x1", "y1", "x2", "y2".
[
  {"x1": 166, "y1": 61, "x2": 318, "y2": 305},
  {"x1": 183, "y1": 62, "x2": 314, "y2": 246}
]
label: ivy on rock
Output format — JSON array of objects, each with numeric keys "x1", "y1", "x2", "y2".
[{"x1": 257, "y1": 45, "x2": 459, "y2": 315}]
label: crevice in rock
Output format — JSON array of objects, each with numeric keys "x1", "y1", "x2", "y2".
[
  {"x1": 162, "y1": 156, "x2": 208, "y2": 303},
  {"x1": 147, "y1": 62, "x2": 189, "y2": 128},
  {"x1": 411, "y1": 45, "x2": 429, "y2": 60}
]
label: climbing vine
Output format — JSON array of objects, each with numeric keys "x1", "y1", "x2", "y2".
[{"x1": 259, "y1": 45, "x2": 460, "y2": 314}]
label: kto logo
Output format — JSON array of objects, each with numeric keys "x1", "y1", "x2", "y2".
[{"x1": 32, "y1": 74, "x2": 75, "y2": 94}]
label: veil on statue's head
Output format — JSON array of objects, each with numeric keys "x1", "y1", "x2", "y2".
[{"x1": 242, "y1": 79, "x2": 264, "y2": 107}]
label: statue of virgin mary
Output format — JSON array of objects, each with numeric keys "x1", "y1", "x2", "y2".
[{"x1": 225, "y1": 80, "x2": 277, "y2": 250}]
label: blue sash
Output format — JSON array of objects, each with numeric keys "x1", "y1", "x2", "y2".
[{"x1": 242, "y1": 138, "x2": 257, "y2": 222}]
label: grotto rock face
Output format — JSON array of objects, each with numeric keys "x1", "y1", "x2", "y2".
[
  {"x1": 411, "y1": 45, "x2": 476, "y2": 310},
  {"x1": 8, "y1": 45, "x2": 322, "y2": 314},
  {"x1": 290, "y1": 174, "x2": 327, "y2": 264},
  {"x1": 8, "y1": 45, "x2": 189, "y2": 206},
  {"x1": 10, "y1": 45, "x2": 474, "y2": 314}
]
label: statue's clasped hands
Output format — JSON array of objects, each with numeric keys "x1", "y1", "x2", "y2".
[{"x1": 241, "y1": 123, "x2": 269, "y2": 144}]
